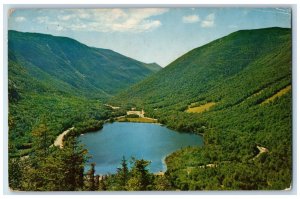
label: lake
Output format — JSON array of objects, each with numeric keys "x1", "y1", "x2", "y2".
[{"x1": 78, "y1": 122, "x2": 203, "y2": 174}]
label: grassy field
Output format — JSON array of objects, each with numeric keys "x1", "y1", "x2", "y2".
[
  {"x1": 116, "y1": 117, "x2": 158, "y2": 123},
  {"x1": 186, "y1": 102, "x2": 216, "y2": 113},
  {"x1": 261, "y1": 85, "x2": 291, "y2": 105}
]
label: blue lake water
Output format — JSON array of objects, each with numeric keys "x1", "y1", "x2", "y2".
[{"x1": 78, "y1": 122, "x2": 203, "y2": 174}]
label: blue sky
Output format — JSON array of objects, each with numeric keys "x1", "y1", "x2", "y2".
[{"x1": 8, "y1": 7, "x2": 291, "y2": 67}]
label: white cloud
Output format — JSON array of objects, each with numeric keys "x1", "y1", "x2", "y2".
[
  {"x1": 34, "y1": 8, "x2": 168, "y2": 33},
  {"x1": 182, "y1": 13, "x2": 215, "y2": 28},
  {"x1": 15, "y1": 16, "x2": 26, "y2": 22},
  {"x1": 201, "y1": 13, "x2": 215, "y2": 28},
  {"x1": 182, "y1": 15, "x2": 200, "y2": 23}
]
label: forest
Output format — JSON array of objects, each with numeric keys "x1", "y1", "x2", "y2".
[
  {"x1": 8, "y1": 27, "x2": 292, "y2": 191},
  {"x1": 111, "y1": 27, "x2": 292, "y2": 190}
]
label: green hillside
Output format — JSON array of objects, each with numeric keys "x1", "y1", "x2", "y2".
[
  {"x1": 114, "y1": 27, "x2": 290, "y2": 109},
  {"x1": 8, "y1": 27, "x2": 292, "y2": 191},
  {"x1": 111, "y1": 27, "x2": 292, "y2": 190},
  {"x1": 8, "y1": 31, "x2": 161, "y2": 157},
  {"x1": 8, "y1": 30, "x2": 161, "y2": 99},
  {"x1": 142, "y1": 62, "x2": 162, "y2": 73}
]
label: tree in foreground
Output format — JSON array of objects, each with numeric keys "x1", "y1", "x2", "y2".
[
  {"x1": 86, "y1": 163, "x2": 96, "y2": 191},
  {"x1": 18, "y1": 127, "x2": 87, "y2": 191},
  {"x1": 125, "y1": 158, "x2": 153, "y2": 191},
  {"x1": 115, "y1": 156, "x2": 129, "y2": 190}
]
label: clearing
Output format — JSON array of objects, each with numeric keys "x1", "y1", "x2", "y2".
[
  {"x1": 127, "y1": 110, "x2": 144, "y2": 117},
  {"x1": 253, "y1": 145, "x2": 269, "y2": 160},
  {"x1": 116, "y1": 117, "x2": 158, "y2": 123},
  {"x1": 261, "y1": 85, "x2": 291, "y2": 105},
  {"x1": 114, "y1": 108, "x2": 158, "y2": 123},
  {"x1": 104, "y1": 104, "x2": 120, "y2": 109},
  {"x1": 186, "y1": 102, "x2": 216, "y2": 113}
]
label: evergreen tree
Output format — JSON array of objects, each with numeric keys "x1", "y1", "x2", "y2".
[
  {"x1": 20, "y1": 122, "x2": 55, "y2": 191},
  {"x1": 8, "y1": 157, "x2": 23, "y2": 190},
  {"x1": 99, "y1": 175, "x2": 107, "y2": 191},
  {"x1": 153, "y1": 175, "x2": 172, "y2": 190},
  {"x1": 31, "y1": 123, "x2": 50, "y2": 161},
  {"x1": 125, "y1": 158, "x2": 153, "y2": 191},
  {"x1": 86, "y1": 163, "x2": 96, "y2": 191},
  {"x1": 62, "y1": 132, "x2": 87, "y2": 191},
  {"x1": 116, "y1": 156, "x2": 129, "y2": 190},
  {"x1": 20, "y1": 129, "x2": 87, "y2": 191},
  {"x1": 95, "y1": 175, "x2": 100, "y2": 190},
  {"x1": 20, "y1": 148, "x2": 65, "y2": 191}
]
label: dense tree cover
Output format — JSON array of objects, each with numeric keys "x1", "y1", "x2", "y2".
[
  {"x1": 9, "y1": 152, "x2": 171, "y2": 191},
  {"x1": 10, "y1": 124, "x2": 172, "y2": 191},
  {"x1": 8, "y1": 92, "x2": 126, "y2": 157},
  {"x1": 113, "y1": 28, "x2": 291, "y2": 109},
  {"x1": 9, "y1": 128, "x2": 88, "y2": 191},
  {"x1": 8, "y1": 27, "x2": 292, "y2": 191},
  {"x1": 111, "y1": 27, "x2": 292, "y2": 190},
  {"x1": 8, "y1": 30, "x2": 161, "y2": 98},
  {"x1": 8, "y1": 30, "x2": 152, "y2": 190},
  {"x1": 8, "y1": 31, "x2": 137, "y2": 157},
  {"x1": 164, "y1": 92, "x2": 291, "y2": 190},
  {"x1": 8, "y1": 29, "x2": 164, "y2": 191},
  {"x1": 94, "y1": 157, "x2": 172, "y2": 191}
]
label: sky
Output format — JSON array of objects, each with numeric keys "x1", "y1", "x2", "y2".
[{"x1": 8, "y1": 7, "x2": 291, "y2": 67}]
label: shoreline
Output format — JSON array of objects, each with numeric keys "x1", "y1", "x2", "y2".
[
  {"x1": 115, "y1": 117, "x2": 159, "y2": 124},
  {"x1": 52, "y1": 112, "x2": 201, "y2": 177},
  {"x1": 52, "y1": 116, "x2": 160, "y2": 148}
]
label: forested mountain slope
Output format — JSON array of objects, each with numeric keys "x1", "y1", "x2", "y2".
[
  {"x1": 8, "y1": 31, "x2": 161, "y2": 157},
  {"x1": 114, "y1": 27, "x2": 291, "y2": 110},
  {"x1": 8, "y1": 27, "x2": 292, "y2": 191},
  {"x1": 111, "y1": 27, "x2": 292, "y2": 190},
  {"x1": 8, "y1": 30, "x2": 161, "y2": 99}
]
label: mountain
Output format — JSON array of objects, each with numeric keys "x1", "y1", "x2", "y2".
[
  {"x1": 8, "y1": 30, "x2": 161, "y2": 157},
  {"x1": 113, "y1": 27, "x2": 291, "y2": 109},
  {"x1": 8, "y1": 30, "x2": 161, "y2": 100},
  {"x1": 8, "y1": 27, "x2": 292, "y2": 190},
  {"x1": 142, "y1": 62, "x2": 162, "y2": 72},
  {"x1": 111, "y1": 27, "x2": 292, "y2": 190}
]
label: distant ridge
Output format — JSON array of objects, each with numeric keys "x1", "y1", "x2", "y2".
[{"x1": 8, "y1": 30, "x2": 161, "y2": 99}]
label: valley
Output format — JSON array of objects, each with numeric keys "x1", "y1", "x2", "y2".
[{"x1": 8, "y1": 27, "x2": 292, "y2": 191}]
